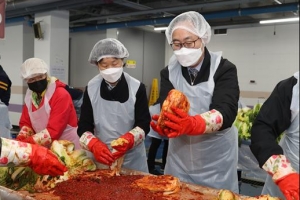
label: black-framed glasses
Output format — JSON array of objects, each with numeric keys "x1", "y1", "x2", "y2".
[{"x1": 170, "y1": 38, "x2": 200, "y2": 50}]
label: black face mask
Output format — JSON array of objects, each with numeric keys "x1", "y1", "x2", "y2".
[{"x1": 28, "y1": 78, "x2": 48, "y2": 93}]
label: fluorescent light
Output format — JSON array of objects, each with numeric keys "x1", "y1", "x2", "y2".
[
  {"x1": 273, "y1": 0, "x2": 282, "y2": 4},
  {"x1": 260, "y1": 17, "x2": 299, "y2": 24},
  {"x1": 154, "y1": 27, "x2": 168, "y2": 31}
]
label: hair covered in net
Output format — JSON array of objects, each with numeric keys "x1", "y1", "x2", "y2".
[
  {"x1": 21, "y1": 58, "x2": 49, "y2": 79},
  {"x1": 165, "y1": 11, "x2": 211, "y2": 45},
  {"x1": 88, "y1": 38, "x2": 129, "y2": 66}
]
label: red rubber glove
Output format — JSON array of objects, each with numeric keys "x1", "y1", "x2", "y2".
[
  {"x1": 16, "y1": 126, "x2": 34, "y2": 141},
  {"x1": 163, "y1": 107, "x2": 206, "y2": 138},
  {"x1": 112, "y1": 127, "x2": 145, "y2": 159},
  {"x1": 275, "y1": 173, "x2": 299, "y2": 200},
  {"x1": 28, "y1": 143, "x2": 67, "y2": 176},
  {"x1": 150, "y1": 115, "x2": 170, "y2": 137},
  {"x1": 111, "y1": 132, "x2": 134, "y2": 159},
  {"x1": 88, "y1": 138, "x2": 114, "y2": 166}
]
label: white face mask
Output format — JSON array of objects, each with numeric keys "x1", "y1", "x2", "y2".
[
  {"x1": 173, "y1": 47, "x2": 203, "y2": 67},
  {"x1": 99, "y1": 67, "x2": 123, "y2": 83}
]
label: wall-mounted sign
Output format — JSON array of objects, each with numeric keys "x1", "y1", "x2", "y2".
[{"x1": 126, "y1": 60, "x2": 136, "y2": 68}]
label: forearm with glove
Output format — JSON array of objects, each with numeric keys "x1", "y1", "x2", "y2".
[
  {"x1": 111, "y1": 126, "x2": 145, "y2": 159},
  {"x1": 161, "y1": 107, "x2": 223, "y2": 138},
  {"x1": 263, "y1": 155, "x2": 299, "y2": 200},
  {"x1": 79, "y1": 132, "x2": 114, "y2": 166},
  {"x1": 16, "y1": 126, "x2": 35, "y2": 141},
  {"x1": 17, "y1": 128, "x2": 52, "y2": 147},
  {"x1": 0, "y1": 138, "x2": 67, "y2": 176}
]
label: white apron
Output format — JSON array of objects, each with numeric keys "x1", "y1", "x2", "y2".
[
  {"x1": 25, "y1": 82, "x2": 80, "y2": 149},
  {"x1": 148, "y1": 104, "x2": 168, "y2": 140},
  {"x1": 262, "y1": 72, "x2": 299, "y2": 199},
  {"x1": 166, "y1": 51, "x2": 239, "y2": 193},
  {"x1": 87, "y1": 73, "x2": 148, "y2": 173}
]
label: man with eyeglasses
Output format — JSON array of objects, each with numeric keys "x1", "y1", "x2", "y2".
[
  {"x1": 151, "y1": 11, "x2": 240, "y2": 192},
  {"x1": 16, "y1": 58, "x2": 80, "y2": 149}
]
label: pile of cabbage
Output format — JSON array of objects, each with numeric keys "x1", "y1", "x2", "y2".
[
  {"x1": 234, "y1": 103, "x2": 262, "y2": 144},
  {"x1": 0, "y1": 140, "x2": 96, "y2": 192}
]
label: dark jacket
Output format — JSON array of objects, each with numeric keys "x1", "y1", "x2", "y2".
[
  {"x1": 0, "y1": 65, "x2": 12, "y2": 106},
  {"x1": 158, "y1": 47, "x2": 240, "y2": 130}
]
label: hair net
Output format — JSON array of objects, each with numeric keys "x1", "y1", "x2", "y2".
[
  {"x1": 21, "y1": 58, "x2": 49, "y2": 79},
  {"x1": 165, "y1": 11, "x2": 211, "y2": 45},
  {"x1": 88, "y1": 38, "x2": 129, "y2": 66}
]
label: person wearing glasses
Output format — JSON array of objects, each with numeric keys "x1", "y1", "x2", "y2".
[
  {"x1": 16, "y1": 58, "x2": 80, "y2": 149},
  {"x1": 77, "y1": 38, "x2": 151, "y2": 172},
  {"x1": 151, "y1": 11, "x2": 240, "y2": 192}
]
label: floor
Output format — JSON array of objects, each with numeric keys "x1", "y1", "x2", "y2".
[{"x1": 144, "y1": 135, "x2": 264, "y2": 197}]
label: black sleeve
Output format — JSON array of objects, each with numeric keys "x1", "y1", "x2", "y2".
[
  {"x1": 77, "y1": 86, "x2": 95, "y2": 137},
  {"x1": 158, "y1": 67, "x2": 174, "y2": 105},
  {"x1": 250, "y1": 76, "x2": 297, "y2": 167},
  {"x1": 134, "y1": 83, "x2": 151, "y2": 135},
  {"x1": 211, "y1": 59, "x2": 240, "y2": 130},
  {"x1": 0, "y1": 76, "x2": 12, "y2": 106}
]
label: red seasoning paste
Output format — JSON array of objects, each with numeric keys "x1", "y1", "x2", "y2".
[{"x1": 53, "y1": 175, "x2": 169, "y2": 200}]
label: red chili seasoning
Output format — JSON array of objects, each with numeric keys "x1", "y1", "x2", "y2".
[{"x1": 53, "y1": 175, "x2": 170, "y2": 200}]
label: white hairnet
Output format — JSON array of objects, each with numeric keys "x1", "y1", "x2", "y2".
[
  {"x1": 165, "y1": 11, "x2": 211, "y2": 45},
  {"x1": 88, "y1": 38, "x2": 129, "y2": 66},
  {"x1": 21, "y1": 58, "x2": 49, "y2": 79}
]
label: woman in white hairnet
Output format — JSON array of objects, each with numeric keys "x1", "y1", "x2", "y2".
[
  {"x1": 77, "y1": 38, "x2": 151, "y2": 172},
  {"x1": 151, "y1": 11, "x2": 240, "y2": 192},
  {"x1": 250, "y1": 72, "x2": 299, "y2": 200},
  {"x1": 16, "y1": 58, "x2": 80, "y2": 149}
]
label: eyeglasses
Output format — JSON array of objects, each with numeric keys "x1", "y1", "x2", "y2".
[
  {"x1": 170, "y1": 38, "x2": 200, "y2": 50},
  {"x1": 26, "y1": 74, "x2": 47, "y2": 83}
]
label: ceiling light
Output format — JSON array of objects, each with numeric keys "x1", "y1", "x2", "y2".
[
  {"x1": 154, "y1": 27, "x2": 168, "y2": 31},
  {"x1": 273, "y1": 0, "x2": 282, "y2": 4},
  {"x1": 259, "y1": 17, "x2": 299, "y2": 24}
]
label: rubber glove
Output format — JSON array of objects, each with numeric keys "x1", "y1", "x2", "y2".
[
  {"x1": 21, "y1": 129, "x2": 52, "y2": 147},
  {"x1": 29, "y1": 143, "x2": 68, "y2": 176},
  {"x1": 112, "y1": 127, "x2": 145, "y2": 159},
  {"x1": 88, "y1": 138, "x2": 115, "y2": 166},
  {"x1": 79, "y1": 132, "x2": 114, "y2": 166},
  {"x1": 263, "y1": 155, "x2": 299, "y2": 200},
  {"x1": 276, "y1": 173, "x2": 299, "y2": 200},
  {"x1": 150, "y1": 115, "x2": 170, "y2": 137},
  {"x1": 163, "y1": 107, "x2": 206, "y2": 137},
  {"x1": 0, "y1": 138, "x2": 67, "y2": 176},
  {"x1": 16, "y1": 126, "x2": 35, "y2": 141}
]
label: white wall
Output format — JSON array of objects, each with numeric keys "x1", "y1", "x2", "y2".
[
  {"x1": 0, "y1": 22, "x2": 34, "y2": 125},
  {"x1": 69, "y1": 30, "x2": 107, "y2": 87}
]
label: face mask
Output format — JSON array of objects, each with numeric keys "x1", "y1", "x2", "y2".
[
  {"x1": 173, "y1": 47, "x2": 203, "y2": 67},
  {"x1": 99, "y1": 67, "x2": 123, "y2": 83},
  {"x1": 27, "y1": 78, "x2": 48, "y2": 93}
]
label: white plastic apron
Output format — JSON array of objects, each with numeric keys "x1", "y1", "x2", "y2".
[
  {"x1": 262, "y1": 72, "x2": 299, "y2": 199},
  {"x1": 166, "y1": 51, "x2": 239, "y2": 193},
  {"x1": 25, "y1": 82, "x2": 80, "y2": 149},
  {"x1": 148, "y1": 104, "x2": 168, "y2": 140},
  {"x1": 87, "y1": 73, "x2": 148, "y2": 173}
]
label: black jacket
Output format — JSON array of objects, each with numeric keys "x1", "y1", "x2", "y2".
[
  {"x1": 0, "y1": 65, "x2": 12, "y2": 106},
  {"x1": 250, "y1": 75, "x2": 297, "y2": 167},
  {"x1": 157, "y1": 47, "x2": 240, "y2": 130},
  {"x1": 77, "y1": 73, "x2": 151, "y2": 137}
]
